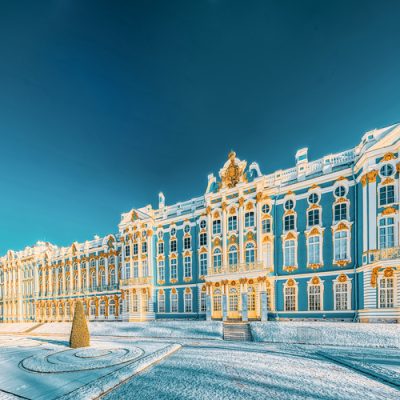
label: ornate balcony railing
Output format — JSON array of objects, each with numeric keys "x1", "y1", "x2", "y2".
[
  {"x1": 207, "y1": 261, "x2": 268, "y2": 276},
  {"x1": 364, "y1": 247, "x2": 400, "y2": 263},
  {"x1": 120, "y1": 276, "x2": 152, "y2": 286}
]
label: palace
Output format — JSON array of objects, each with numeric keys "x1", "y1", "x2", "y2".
[{"x1": 1, "y1": 124, "x2": 400, "y2": 324}]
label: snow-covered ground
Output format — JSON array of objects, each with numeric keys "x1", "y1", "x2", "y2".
[
  {"x1": 0, "y1": 323, "x2": 37, "y2": 333},
  {"x1": 32, "y1": 321, "x2": 223, "y2": 339},
  {"x1": 251, "y1": 321, "x2": 400, "y2": 348}
]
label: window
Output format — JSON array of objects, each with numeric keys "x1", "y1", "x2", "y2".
[
  {"x1": 200, "y1": 291, "x2": 207, "y2": 312},
  {"x1": 99, "y1": 301, "x2": 106, "y2": 316},
  {"x1": 133, "y1": 243, "x2": 138, "y2": 255},
  {"x1": 262, "y1": 218, "x2": 271, "y2": 233},
  {"x1": 245, "y1": 243, "x2": 255, "y2": 264},
  {"x1": 284, "y1": 215, "x2": 295, "y2": 231},
  {"x1": 379, "y1": 277, "x2": 394, "y2": 308},
  {"x1": 100, "y1": 270, "x2": 106, "y2": 287},
  {"x1": 170, "y1": 227, "x2": 176, "y2": 236},
  {"x1": 133, "y1": 262, "x2": 139, "y2": 278},
  {"x1": 229, "y1": 288, "x2": 238, "y2": 311},
  {"x1": 158, "y1": 292, "x2": 165, "y2": 312},
  {"x1": 308, "y1": 193, "x2": 319, "y2": 204},
  {"x1": 284, "y1": 199, "x2": 294, "y2": 210},
  {"x1": 213, "y1": 220, "x2": 221, "y2": 235},
  {"x1": 200, "y1": 253, "x2": 207, "y2": 276},
  {"x1": 142, "y1": 241, "x2": 147, "y2": 253},
  {"x1": 380, "y1": 164, "x2": 394, "y2": 177},
  {"x1": 334, "y1": 185, "x2": 346, "y2": 197},
  {"x1": 307, "y1": 209, "x2": 320, "y2": 226},
  {"x1": 109, "y1": 300, "x2": 116, "y2": 316},
  {"x1": 131, "y1": 293, "x2": 137, "y2": 312},
  {"x1": 158, "y1": 242, "x2": 164, "y2": 254},
  {"x1": 110, "y1": 269, "x2": 116, "y2": 285},
  {"x1": 213, "y1": 290, "x2": 222, "y2": 311},
  {"x1": 184, "y1": 291, "x2": 192, "y2": 312},
  {"x1": 334, "y1": 231, "x2": 349, "y2": 261},
  {"x1": 284, "y1": 286, "x2": 296, "y2": 311},
  {"x1": 200, "y1": 220, "x2": 206, "y2": 229},
  {"x1": 158, "y1": 261, "x2": 165, "y2": 281},
  {"x1": 284, "y1": 240, "x2": 296, "y2": 266},
  {"x1": 262, "y1": 204, "x2": 270, "y2": 214},
  {"x1": 199, "y1": 233, "x2": 207, "y2": 246},
  {"x1": 228, "y1": 216, "x2": 237, "y2": 231},
  {"x1": 334, "y1": 203, "x2": 347, "y2": 222},
  {"x1": 308, "y1": 285, "x2": 321, "y2": 311},
  {"x1": 245, "y1": 211, "x2": 255, "y2": 227},
  {"x1": 228, "y1": 245, "x2": 238, "y2": 267},
  {"x1": 184, "y1": 237, "x2": 191, "y2": 250},
  {"x1": 170, "y1": 240, "x2": 177, "y2": 253},
  {"x1": 171, "y1": 292, "x2": 178, "y2": 312},
  {"x1": 184, "y1": 225, "x2": 190, "y2": 233},
  {"x1": 170, "y1": 258, "x2": 177, "y2": 280},
  {"x1": 379, "y1": 218, "x2": 395, "y2": 249},
  {"x1": 125, "y1": 245, "x2": 131, "y2": 257},
  {"x1": 213, "y1": 249, "x2": 222, "y2": 271},
  {"x1": 335, "y1": 283, "x2": 349, "y2": 310},
  {"x1": 158, "y1": 231, "x2": 163, "y2": 239},
  {"x1": 308, "y1": 236, "x2": 321, "y2": 264},
  {"x1": 379, "y1": 185, "x2": 395, "y2": 206},
  {"x1": 142, "y1": 260, "x2": 148, "y2": 277},
  {"x1": 184, "y1": 256, "x2": 192, "y2": 278},
  {"x1": 248, "y1": 287, "x2": 256, "y2": 311}
]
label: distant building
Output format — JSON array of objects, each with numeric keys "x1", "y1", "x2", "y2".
[{"x1": 1, "y1": 123, "x2": 399, "y2": 323}]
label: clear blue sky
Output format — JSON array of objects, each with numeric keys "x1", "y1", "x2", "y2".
[{"x1": 1, "y1": 0, "x2": 399, "y2": 254}]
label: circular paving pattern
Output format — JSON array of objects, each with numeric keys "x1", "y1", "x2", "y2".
[{"x1": 21, "y1": 345, "x2": 144, "y2": 373}]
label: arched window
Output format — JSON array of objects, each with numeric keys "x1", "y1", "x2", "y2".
[
  {"x1": 308, "y1": 281, "x2": 322, "y2": 311},
  {"x1": 248, "y1": 287, "x2": 256, "y2": 311},
  {"x1": 91, "y1": 272, "x2": 96, "y2": 288},
  {"x1": 228, "y1": 246, "x2": 238, "y2": 269},
  {"x1": 284, "y1": 285, "x2": 296, "y2": 311},
  {"x1": 110, "y1": 269, "x2": 116, "y2": 285},
  {"x1": 213, "y1": 289, "x2": 222, "y2": 311},
  {"x1": 52, "y1": 304, "x2": 56, "y2": 316},
  {"x1": 58, "y1": 304, "x2": 63, "y2": 316},
  {"x1": 245, "y1": 243, "x2": 255, "y2": 264},
  {"x1": 100, "y1": 270, "x2": 106, "y2": 287},
  {"x1": 73, "y1": 274, "x2": 78, "y2": 291},
  {"x1": 66, "y1": 303, "x2": 70, "y2": 317},
  {"x1": 229, "y1": 288, "x2": 238, "y2": 311},
  {"x1": 184, "y1": 290, "x2": 192, "y2": 313},
  {"x1": 171, "y1": 291, "x2": 178, "y2": 313},
  {"x1": 90, "y1": 301, "x2": 96, "y2": 316},
  {"x1": 213, "y1": 249, "x2": 222, "y2": 271},
  {"x1": 199, "y1": 253, "x2": 207, "y2": 276},
  {"x1": 99, "y1": 301, "x2": 106, "y2": 316},
  {"x1": 82, "y1": 272, "x2": 87, "y2": 288},
  {"x1": 109, "y1": 299, "x2": 116, "y2": 315},
  {"x1": 158, "y1": 261, "x2": 165, "y2": 281},
  {"x1": 184, "y1": 256, "x2": 192, "y2": 278},
  {"x1": 158, "y1": 292, "x2": 165, "y2": 312}
]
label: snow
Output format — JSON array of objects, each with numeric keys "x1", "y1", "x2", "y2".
[
  {"x1": 33, "y1": 321, "x2": 223, "y2": 339},
  {"x1": 0, "y1": 323, "x2": 37, "y2": 333},
  {"x1": 103, "y1": 341, "x2": 400, "y2": 400},
  {"x1": 250, "y1": 321, "x2": 400, "y2": 348}
]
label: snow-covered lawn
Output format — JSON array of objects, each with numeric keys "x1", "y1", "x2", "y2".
[
  {"x1": 103, "y1": 342, "x2": 400, "y2": 400},
  {"x1": 32, "y1": 321, "x2": 223, "y2": 339},
  {"x1": 0, "y1": 323, "x2": 37, "y2": 333},
  {"x1": 251, "y1": 321, "x2": 400, "y2": 348}
]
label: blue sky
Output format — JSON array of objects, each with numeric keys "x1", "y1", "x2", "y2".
[{"x1": 0, "y1": 0, "x2": 400, "y2": 254}]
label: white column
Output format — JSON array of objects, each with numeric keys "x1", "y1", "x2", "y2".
[
  {"x1": 222, "y1": 206, "x2": 227, "y2": 267},
  {"x1": 239, "y1": 201, "x2": 245, "y2": 263},
  {"x1": 362, "y1": 178, "x2": 368, "y2": 252},
  {"x1": 256, "y1": 200, "x2": 262, "y2": 262},
  {"x1": 368, "y1": 174, "x2": 377, "y2": 250}
]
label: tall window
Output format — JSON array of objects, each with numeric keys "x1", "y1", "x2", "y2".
[
  {"x1": 171, "y1": 292, "x2": 178, "y2": 312},
  {"x1": 307, "y1": 209, "x2": 320, "y2": 226},
  {"x1": 109, "y1": 300, "x2": 115, "y2": 316},
  {"x1": 125, "y1": 245, "x2": 131, "y2": 257},
  {"x1": 379, "y1": 185, "x2": 395, "y2": 206},
  {"x1": 158, "y1": 242, "x2": 164, "y2": 254},
  {"x1": 99, "y1": 301, "x2": 106, "y2": 316},
  {"x1": 170, "y1": 240, "x2": 177, "y2": 253},
  {"x1": 308, "y1": 236, "x2": 321, "y2": 264},
  {"x1": 213, "y1": 219, "x2": 221, "y2": 235},
  {"x1": 334, "y1": 231, "x2": 349, "y2": 261},
  {"x1": 284, "y1": 286, "x2": 296, "y2": 311},
  {"x1": 200, "y1": 290, "x2": 206, "y2": 312},
  {"x1": 132, "y1": 293, "x2": 138, "y2": 312},
  {"x1": 184, "y1": 237, "x2": 191, "y2": 250},
  {"x1": 308, "y1": 284, "x2": 321, "y2": 311},
  {"x1": 100, "y1": 270, "x2": 106, "y2": 287},
  {"x1": 158, "y1": 292, "x2": 165, "y2": 312},
  {"x1": 170, "y1": 258, "x2": 177, "y2": 280},
  {"x1": 110, "y1": 269, "x2": 116, "y2": 285},
  {"x1": 213, "y1": 289, "x2": 222, "y2": 311},
  {"x1": 335, "y1": 282, "x2": 349, "y2": 310},
  {"x1": 245, "y1": 243, "x2": 255, "y2": 264},
  {"x1": 262, "y1": 218, "x2": 271, "y2": 233},
  {"x1": 245, "y1": 211, "x2": 255, "y2": 227},
  {"x1": 284, "y1": 215, "x2": 295, "y2": 231},
  {"x1": 284, "y1": 240, "x2": 296, "y2": 266},
  {"x1": 379, "y1": 277, "x2": 394, "y2": 308},
  {"x1": 213, "y1": 249, "x2": 222, "y2": 271},
  {"x1": 199, "y1": 233, "x2": 207, "y2": 246},
  {"x1": 142, "y1": 242, "x2": 147, "y2": 254},
  {"x1": 379, "y1": 217, "x2": 395, "y2": 249},
  {"x1": 229, "y1": 288, "x2": 238, "y2": 311},
  {"x1": 228, "y1": 215, "x2": 237, "y2": 231},
  {"x1": 199, "y1": 253, "x2": 207, "y2": 276},
  {"x1": 133, "y1": 243, "x2": 138, "y2": 255},
  {"x1": 142, "y1": 260, "x2": 148, "y2": 277},
  {"x1": 334, "y1": 203, "x2": 347, "y2": 222},
  {"x1": 184, "y1": 256, "x2": 192, "y2": 278},
  {"x1": 158, "y1": 261, "x2": 165, "y2": 281},
  {"x1": 248, "y1": 287, "x2": 256, "y2": 311},
  {"x1": 228, "y1": 246, "x2": 238, "y2": 268},
  {"x1": 133, "y1": 262, "x2": 139, "y2": 278},
  {"x1": 184, "y1": 291, "x2": 192, "y2": 312}
]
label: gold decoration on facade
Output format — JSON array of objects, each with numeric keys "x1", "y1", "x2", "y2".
[
  {"x1": 283, "y1": 266, "x2": 297, "y2": 272},
  {"x1": 361, "y1": 174, "x2": 367, "y2": 187},
  {"x1": 338, "y1": 274, "x2": 347, "y2": 283},
  {"x1": 310, "y1": 184, "x2": 320, "y2": 189},
  {"x1": 384, "y1": 267, "x2": 394, "y2": 277},
  {"x1": 206, "y1": 206, "x2": 212, "y2": 215},
  {"x1": 287, "y1": 278, "x2": 295, "y2": 287},
  {"x1": 213, "y1": 237, "x2": 221, "y2": 247},
  {"x1": 213, "y1": 211, "x2": 220, "y2": 219},
  {"x1": 184, "y1": 277, "x2": 192, "y2": 282},
  {"x1": 336, "y1": 197, "x2": 347, "y2": 203},
  {"x1": 131, "y1": 211, "x2": 138, "y2": 221},
  {"x1": 337, "y1": 176, "x2": 347, "y2": 181},
  {"x1": 262, "y1": 235, "x2": 271, "y2": 243},
  {"x1": 370, "y1": 267, "x2": 380, "y2": 287},
  {"x1": 285, "y1": 232, "x2": 296, "y2": 240},
  {"x1": 308, "y1": 263, "x2": 322, "y2": 270},
  {"x1": 229, "y1": 207, "x2": 236, "y2": 215},
  {"x1": 381, "y1": 177, "x2": 395, "y2": 185},
  {"x1": 229, "y1": 235, "x2": 237, "y2": 244},
  {"x1": 334, "y1": 259, "x2": 350, "y2": 267},
  {"x1": 336, "y1": 222, "x2": 349, "y2": 231},
  {"x1": 367, "y1": 170, "x2": 378, "y2": 183},
  {"x1": 221, "y1": 151, "x2": 246, "y2": 189},
  {"x1": 246, "y1": 231, "x2": 255, "y2": 241},
  {"x1": 397, "y1": 162, "x2": 400, "y2": 173},
  {"x1": 256, "y1": 192, "x2": 263, "y2": 202},
  {"x1": 309, "y1": 227, "x2": 320, "y2": 236},
  {"x1": 221, "y1": 202, "x2": 227, "y2": 211},
  {"x1": 311, "y1": 276, "x2": 320, "y2": 285},
  {"x1": 246, "y1": 202, "x2": 254, "y2": 210},
  {"x1": 238, "y1": 197, "x2": 245, "y2": 207},
  {"x1": 382, "y1": 207, "x2": 397, "y2": 215},
  {"x1": 381, "y1": 152, "x2": 396, "y2": 162}
]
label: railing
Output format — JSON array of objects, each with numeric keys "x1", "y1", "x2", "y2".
[
  {"x1": 207, "y1": 261, "x2": 268, "y2": 276},
  {"x1": 364, "y1": 247, "x2": 400, "y2": 263},
  {"x1": 120, "y1": 276, "x2": 152, "y2": 286}
]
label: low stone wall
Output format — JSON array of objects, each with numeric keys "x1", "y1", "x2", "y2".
[{"x1": 250, "y1": 321, "x2": 400, "y2": 348}]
